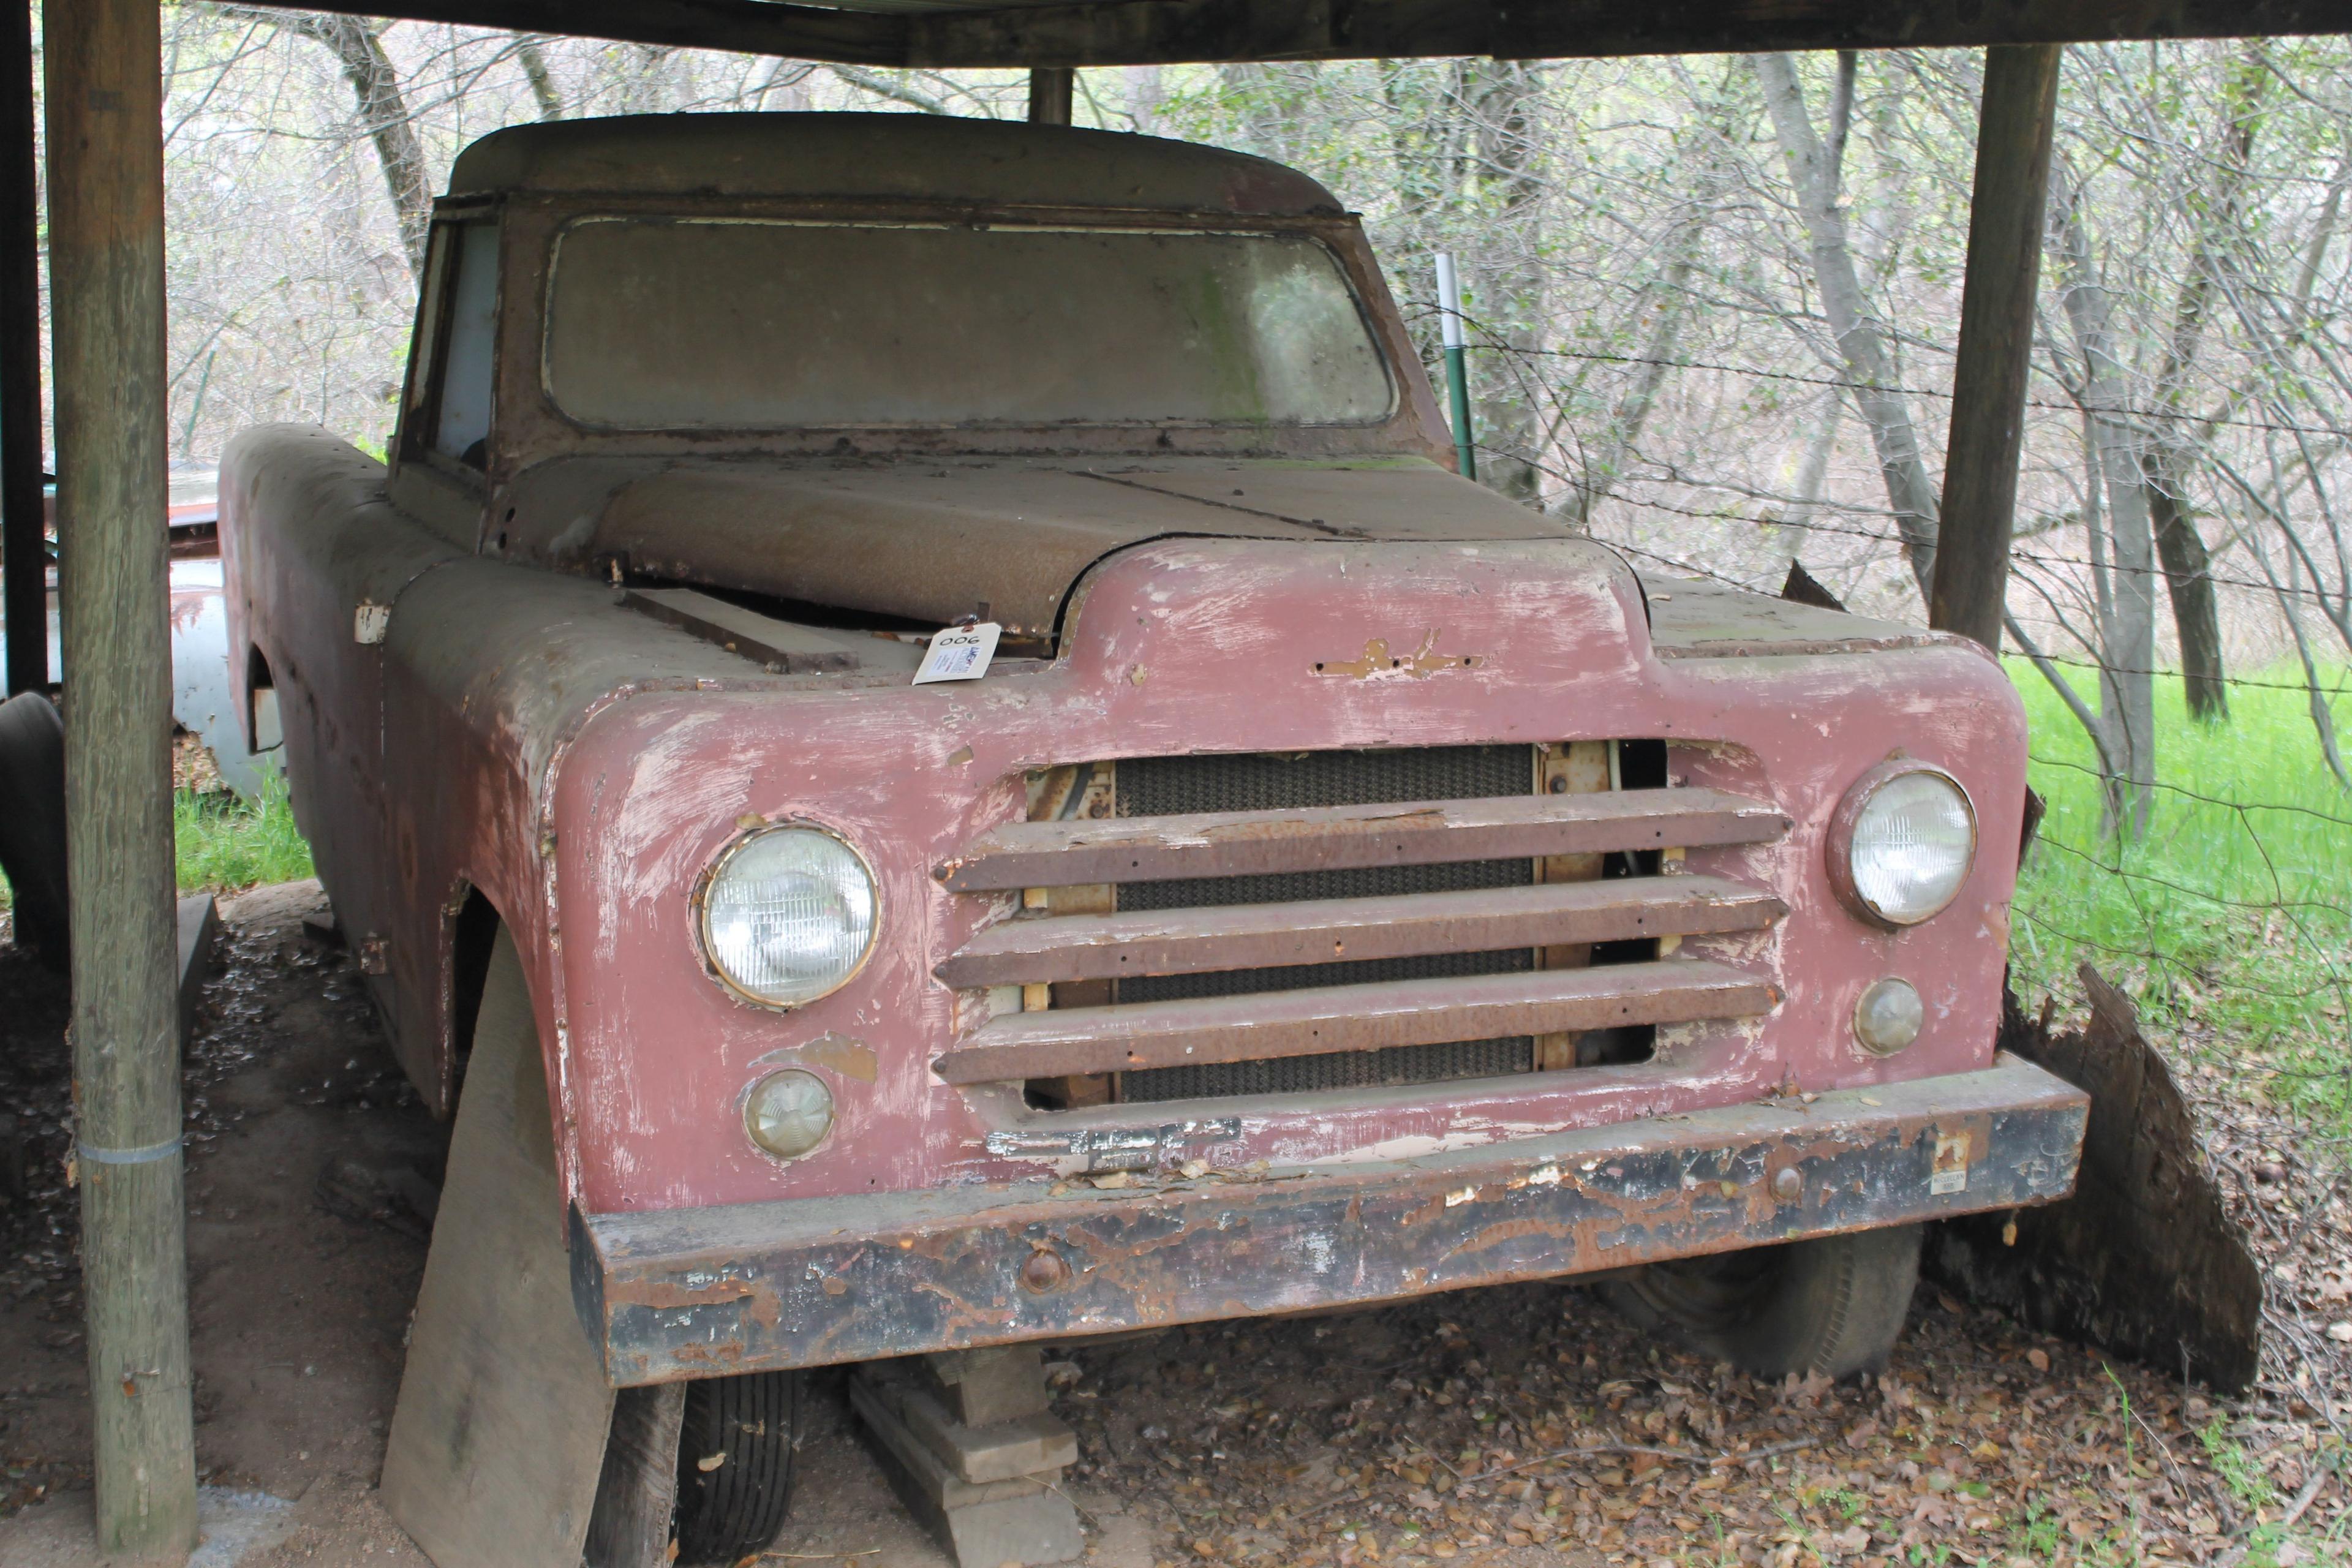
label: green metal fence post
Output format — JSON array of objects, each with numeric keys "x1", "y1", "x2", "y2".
[{"x1": 1434, "y1": 253, "x2": 1476, "y2": 481}]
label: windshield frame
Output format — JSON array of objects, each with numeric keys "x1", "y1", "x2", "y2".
[
  {"x1": 464, "y1": 192, "x2": 1454, "y2": 486},
  {"x1": 538, "y1": 213, "x2": 1398, "y2": 435}
]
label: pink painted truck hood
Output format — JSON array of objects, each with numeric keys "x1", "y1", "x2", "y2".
[
  {"x1": 493, "y1": 526, "x2": 2022, "y2": 1216},
  {"x1": 500, "y1": 454, "x2": 1564, "y2": 639}
]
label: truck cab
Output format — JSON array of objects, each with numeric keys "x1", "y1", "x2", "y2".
[{"x1": 219, "y1": 112, "x2": 2085, "y2": 1563}]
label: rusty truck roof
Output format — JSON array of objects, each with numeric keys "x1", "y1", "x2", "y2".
[{"x1": 444, "y1": 112, "x2": 1346, "y2": 215}]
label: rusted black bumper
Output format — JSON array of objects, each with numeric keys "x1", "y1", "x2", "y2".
[{"x1": 571, "y1": 1055, "x2": 2086, "y2": 1385}]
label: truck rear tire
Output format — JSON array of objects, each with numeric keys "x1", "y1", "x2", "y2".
[
  {"x1": 0, "y1": 691, "x2": 69, "y2": 967},
  {"x1": 673, "y1": 1369, "x2": 805, "y2": 1564},
  {"x1": 1595, "y1": 1223, "x2": 1921, "y2": 1380}
]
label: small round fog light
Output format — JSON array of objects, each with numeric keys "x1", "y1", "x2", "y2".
[
  {"x1": 1853, "y1": 978, "x2": 1924, "y2": 1055},
  {"x1": 744, "y1": 1069, "x2": 834, "y2": 1161}
]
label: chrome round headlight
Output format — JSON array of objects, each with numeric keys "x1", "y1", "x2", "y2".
[
  {"x1": 698, "y1": 826, "x2": 876, "y2": 1007},
  {"x1": 744, "y1": 1069, "x2": 834, "y2": 1161},
  {"x1": 1828, "y1": 763, "x2": 1977, "y2": 927}
]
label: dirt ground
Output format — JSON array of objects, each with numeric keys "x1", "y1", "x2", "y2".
[{"x1": 2, "y1": 881, "x2": 2348, "y2": 1567}]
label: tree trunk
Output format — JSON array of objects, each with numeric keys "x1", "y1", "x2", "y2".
[
  {"x1": 1551, "y1": 210, "x2": 1701, "y2": 528},
  {"x1": 1763, "y1": 392, "x2": 1842, "y2": 541},
  {"x1": 2054, "y1": 184, "x2": 2158, "y2": 839},
  {"x1": 2140, "y1": 51, "x2": 2265, "y2": 723},
  {"x1": 1751, "y1": 52, "x2": 1942, "y2": 600},
  {"x1": 1461, "y1": 59, "x2": 1548, "y2": 503},
  {"x1": 298, "y1": 16, "x2": 431, "y2": 279},
  {"x1": 228, "y1": 9, "x2": 433, "y2": 279},
  {"x1": 2143, "y1": 461, "x2": 2227, "y2": 718},
  {"x1": 2252, "y1": 531, "x2": 2352, "y2": 788},
  {"x1": 519, "y1": 39, "x2": 564, "y2": 121}
]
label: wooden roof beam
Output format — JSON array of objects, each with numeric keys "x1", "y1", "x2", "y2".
[
  {"x1": 291, "y1": 0, "x2": 912, "y2": 66},
  {"x1": 909, "y1": 0, "x2": 2352, "y2": 67},
  {"x1": 230, "y1": 0, "x2": 2352, "y2": 68}
]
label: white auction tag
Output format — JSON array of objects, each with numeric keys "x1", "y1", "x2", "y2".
[{"x1": 912, "y1": 621, "x2": 1002, "y2": 685}]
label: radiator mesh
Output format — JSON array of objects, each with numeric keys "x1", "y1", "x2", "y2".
[{"x1": 1113, "y1": 747, "x2": 1536, "y2": 1103}]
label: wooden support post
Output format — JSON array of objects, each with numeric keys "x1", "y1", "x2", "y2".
[
  {"x1": 45, "y1": 0, "x2": 199, "y2": 1558},
  {"x1": 1028, "y1": 66, "x2": 1074, "y2": 126},
  {"x1": 1929, "y1": 44, "x2": 2062, "y2": 650},
  {"x1": 1, "y1": 0, "x2": 43, "y2": 696}
]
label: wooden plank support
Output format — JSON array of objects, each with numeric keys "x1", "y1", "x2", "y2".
[
  {"x1": 176, "y1": 894, "x2": 221, "y2": 1049},
  {"x1": 849, "y1": 1362, "x2": 1082, "y2": 1567},
  {"x1": 902, "y1": 1395, "x2": 1079, "y2": 1485},
  {"x1": 926, "y1": 1344, "x2": 1054, "y2": 1427},
  {"x1": 935, "y1": 786, "x2": 1785, "y2": 892},
  {"x1": 46, "y1": 0, "x2": 200, "y2": 1555},
  {"x1": 935, "y1": 873, "x2": 1784, "y2": 987},
  {"x1": 1929, "y1": 43, "x2": 2064, "y2": 649},
  {"x1": 933, "y1": 958, "x2": 1778, "y2": 1084},
  {"x1": 383, "y1": 928, "x2": 619, "y2": 1567},
  {"x1": 584, "y1": 1384, "x2": 689, "y2": 1568},
  {"x1": 0, "y1": 0, "x2": 38, "y2": 697}
]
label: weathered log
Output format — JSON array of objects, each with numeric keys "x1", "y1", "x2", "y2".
[
  {"x1": 1929, "y1": 965, "x2": 2261, "y2": 1392},
  {"x1": 47, "y1": 0, "x2": 201, "y2": 1550},
  {"x1": 1931, "y1": 43, "x2": 2062, "y2": 650},
  {"x1": 249, "y1": 0, "x2": 2352, "y2": 70},
  {"x1": 0, "y1": 0, "x2": 39, "y2": 697}
]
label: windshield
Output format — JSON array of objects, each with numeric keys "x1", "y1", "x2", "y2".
[{"x1": 542, "y1": 217, "x2": 1393, "y2": 430}]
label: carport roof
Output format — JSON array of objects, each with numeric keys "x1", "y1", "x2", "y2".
[{"x1": 287, "y1": 0, "x2": 2352, "y2": 69}]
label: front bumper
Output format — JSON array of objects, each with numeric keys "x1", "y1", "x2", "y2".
[{"x1": 571, "y1": 1055, "x2": 2086, "y2": 1385}]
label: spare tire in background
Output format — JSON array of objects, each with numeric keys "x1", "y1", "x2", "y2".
[{"x1": 0, "y1": 691, "x2": 68, "y2": 965}]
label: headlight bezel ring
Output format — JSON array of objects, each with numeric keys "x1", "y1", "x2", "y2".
[
  {"x1": 692, "y1": 819, "x2": 880, "y2": 1011},
  {"x1": 1825, "y1": 760, "x2": 1979, "y2": 930}
]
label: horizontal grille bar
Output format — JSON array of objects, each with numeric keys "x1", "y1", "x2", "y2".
[
  {"x1": 931, "y1": 959, "x2": 1778, "y2": 1085},
  {"x1": 933, "y1": 786, "x2": 1786, "y2": 892},
  {"x1": 933, "y1": 873, "x2": 1784, "y2": 988}
]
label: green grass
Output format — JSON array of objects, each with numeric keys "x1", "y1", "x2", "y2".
[
  {"x1": 2007, "y1": 658, "x2": 2352, "y2": 1123},
  {"x1": 174, "y1": 774, "x2": 314, "y2": 893}
]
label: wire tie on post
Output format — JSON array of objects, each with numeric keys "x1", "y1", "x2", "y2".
[{"x1": 77, "y1": 1136, "x2": 184, "y2": 1166}]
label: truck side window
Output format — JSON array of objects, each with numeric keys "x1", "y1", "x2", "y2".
[{"x1": 431, "y1": 222, "x2": 499, "y2": 467}]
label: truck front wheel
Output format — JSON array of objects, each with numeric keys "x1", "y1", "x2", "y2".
[
  {"x1": 1594, "y1": 1223, "x2": 1921, "y2": 1380},
  {"x1": 673, "y1": 1370, "x2": 805, "y2": 1564}
]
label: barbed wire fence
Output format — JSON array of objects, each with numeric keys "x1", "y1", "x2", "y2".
[{"x1": 1433, "y1": 325, "x2": 2352, "y2": 1136}]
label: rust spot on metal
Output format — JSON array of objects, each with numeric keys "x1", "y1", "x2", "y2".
[
  {"x1": 799, "y1": 1033, "x2": 877, "y2": 1084},
  {"x1": 578, "y1": 1061, "x2": 2088, "y2": 1384},
  {"x1": 1311, "y1": 630, "x2": 1482, "y2": 680}
]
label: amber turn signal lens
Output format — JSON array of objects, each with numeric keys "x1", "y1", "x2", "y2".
[
  {"x1": 1853, "y1": 978, "x2": 1924, "y2": 1055},
  {"x1": 744, "y1": 1069, "x2": 834, "y2": 1161}
]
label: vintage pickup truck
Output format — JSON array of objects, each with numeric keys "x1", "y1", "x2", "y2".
[{"x1": 221, "y1": 113, "x2": 2086, "y2": 1565}]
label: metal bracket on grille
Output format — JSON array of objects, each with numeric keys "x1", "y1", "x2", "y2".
[{"x1": 985, "y1": 1118, "x2": 1244, "y2": 1173}]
